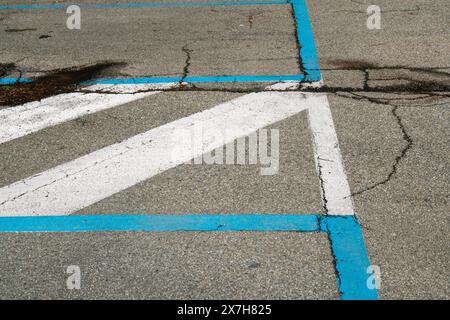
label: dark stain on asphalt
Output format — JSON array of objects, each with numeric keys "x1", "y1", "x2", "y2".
[
  {"x1": 39, "y1": 35, "x2": 52, "y2": 39},
  {"x1": 316, "y1": 59, "x2": 448, "y2": 197},
  {"x1": 322, "y1": 59, "x2": 450, "y2": 93},
  {"x1": 248, "y1": 262, "x2": 261, "y2": 269},
  {"x1": 248, "y1": 14, "x2": 254, "y2": 28},
  {"x1": 0, "y1": 62, "x2": 125, "y2": 106},
  {"x1": 0, "y1": 63, "x2": 15, "y2": 77},
  {"x1": 5, "y1": 28, "x2": 37, "y2": 33}
]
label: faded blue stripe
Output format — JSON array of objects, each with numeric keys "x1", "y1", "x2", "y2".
[
  {"x1": 0, "y1": 1, "x2": 288, "y2": 10},
  {"x1": 0, "y1": 78, "x2": 32, "y2": 84},
  {"x1": 84, "y1": 74, "x2": 304, "y2": 84},
  {"x1": 1, "y1": 75, "x2": 304, "y2": 85}
]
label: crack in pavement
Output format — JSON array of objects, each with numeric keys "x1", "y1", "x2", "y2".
[
  {"x1": 317, "y1": 215, "x2": 343, "y2": 297},
  {"x1": 74, "y1": 61, "x2": 450, "y2": 102},
  {"x1": 332, "y1": 5, "x2": 421, "y2": 15},
  {"x1": 289, "y1": 3, "x2": 303, "y2": 75},
  {"x1": 1, "y1": 60, "x2": 448, "y2": 200},
  {"x1": 316, "y1": 60, "x2": 446, "y2": 197},
  {"x1": 316, "y1": 159, "x2": 329, "y2": 214},
  {"x1": 0, "y1": 63, "x2": 15, "y2": 78},
  {"x1": 180, "y1": 44, "x2": 194, "y2": 87},
  {"x1": 349, "y1": 101, "x2": 414, "y2": 197},
  {"x1": 340, "y1": 0, "x2": 421, "y2": 15}
]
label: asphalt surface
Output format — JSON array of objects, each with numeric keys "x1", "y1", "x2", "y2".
[
  {"x1": 0, "y1": 0, "x2": 449, "y2": 299},
  {"x1": 1, "y1": 1, "x2": 300, "y2": 78}
]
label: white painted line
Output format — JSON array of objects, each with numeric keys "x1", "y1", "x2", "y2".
[
  {"x1": 0, "y1": 84, "x2": 174, "y2": 144},
  {"x1": 307, "y1": 94, "x2": 354, "y2": 215},
  {"x1": 0, "y1": 90, "x2": 315, "y2": 216}
]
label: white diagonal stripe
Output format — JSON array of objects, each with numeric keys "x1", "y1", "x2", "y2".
[
  {"x1": 0, "y1": 89, "x2": 315, "y2": 216},
  {"x1": 0, "y1": 83, "x2": 173, "y2": 144}
]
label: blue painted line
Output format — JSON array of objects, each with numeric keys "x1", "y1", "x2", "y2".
[
  {"x1": 289, "y1": 0, "x2": 322, "y2": 82},
  {"x1": 84, "y1": 74, "x2": 304, "y2": 85},
  {"x1": 0, "y1": 1, "x2": 288, "y2": 10},
  {"x1": 0, "y1": 213, "x2": 377, "y2": 300},
  {"x1": 288, "y1": 2, "x2": 375, "y2": 299},
  {"x1": 0, "y1": 214, "x2": 320, "y2": 232},
  {"x1": 0, "y1": 0, "x2": 321, "y2": 85},
  {"x1": 0, "y1": 78, "x2": 32, "y2": 85},
  {"x1": 0, "y1": 75, "x2": 304, "y2": 85},
  {"x1": 320, "y1": 216, "x2": 378, "y2": 300},
  {"x1": 0, "y1": 0, "x2": 374, "y2": 300}
]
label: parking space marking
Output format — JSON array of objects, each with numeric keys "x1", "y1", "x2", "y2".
[
  {"x1": 0, "y1": 84, "x2": 174, "y2": 144},
  {"x1": 308, "y1": 95, "x2": 354, "y2": 215},
  {"x1": 0, "y1": 0, "x2": 377, "y2": 300},
  {"x1": 0, "y1": 88, "x2": 315, "y2": 217},
  {"x1": 0, "y1": 0, "x2": 289, "y2": 10},
  {"x1": 1, "y1": 75, "x2": 306, "y2": 85},
  {"x1": 0, "y1": 0, "x2": 319, "y2": 85},
  {"x1": 0, "y1": 214, "x2": 320, "y2": 232},
  {"x1": 0, "y1": 213, "x2": 377, "y2": 299},
  {"x1": 84, "y1": 75, "x2": 306, "y2": 85},
  {"x1": 291, "y1": 0, "x2": 321, "y2": 81},
  {"x1": 320, "y1": 216, "x2": 378, "y2": 300}
]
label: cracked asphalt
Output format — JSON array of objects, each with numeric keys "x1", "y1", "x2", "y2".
[{"x1": 0, "y1": 0, "x2": 449, "y2": 299}]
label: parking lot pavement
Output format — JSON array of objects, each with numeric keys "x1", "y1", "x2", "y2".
[
  {"x1": 0, "y1": 232, "x2": 338, "y2": 299},
  {"x1": 309, "y1": 0, "x2": 449, "y2": 299},
  {"x1": 0, "y1": 0, "x2": 448, "y2": 299},
  {"x1": 1, "y1": 1, "x2": 299, "y2": 78}
]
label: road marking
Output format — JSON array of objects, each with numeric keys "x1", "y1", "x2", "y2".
[
  {"x1": 0, "y1": 84, "x2": 173, "y2": 144},
  {"x1": 291, "y1": 0, "x2": 322, "y2": 82},
  {"x1": 84, "y1": 75, "x2": 307, "y2": 85},
  {"x1": 320, "y1": 216, "x2": 378, "y2": 300},
  {"x1": 0, "y1": 1, "x2": 289, "y2": 10},
  {"x1": 0, "y1": 214, "x2": 320, "y2": 232},
  {"x1": 2, "y1": 75, "x2": 307, "y2": 86},
  {"x1": 0, "y1": 212, "x2": 377, "y2": 300},
  {"x1": 0, "y1": 0, "x2": 376, "y2": 300},
  {"x1": 0, "y1": 88, "x2": 315, "y2": 216},
  {"x1": 308, "y1": 95, "x2": 354, "y2": 215},
  {"x1": 0, "y1": 0, "x2": 320, "y2": 85}
]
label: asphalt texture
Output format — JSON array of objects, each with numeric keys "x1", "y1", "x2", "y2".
[{"x1": 0, "y1": 0, "x2": 449, "y2": 299}]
